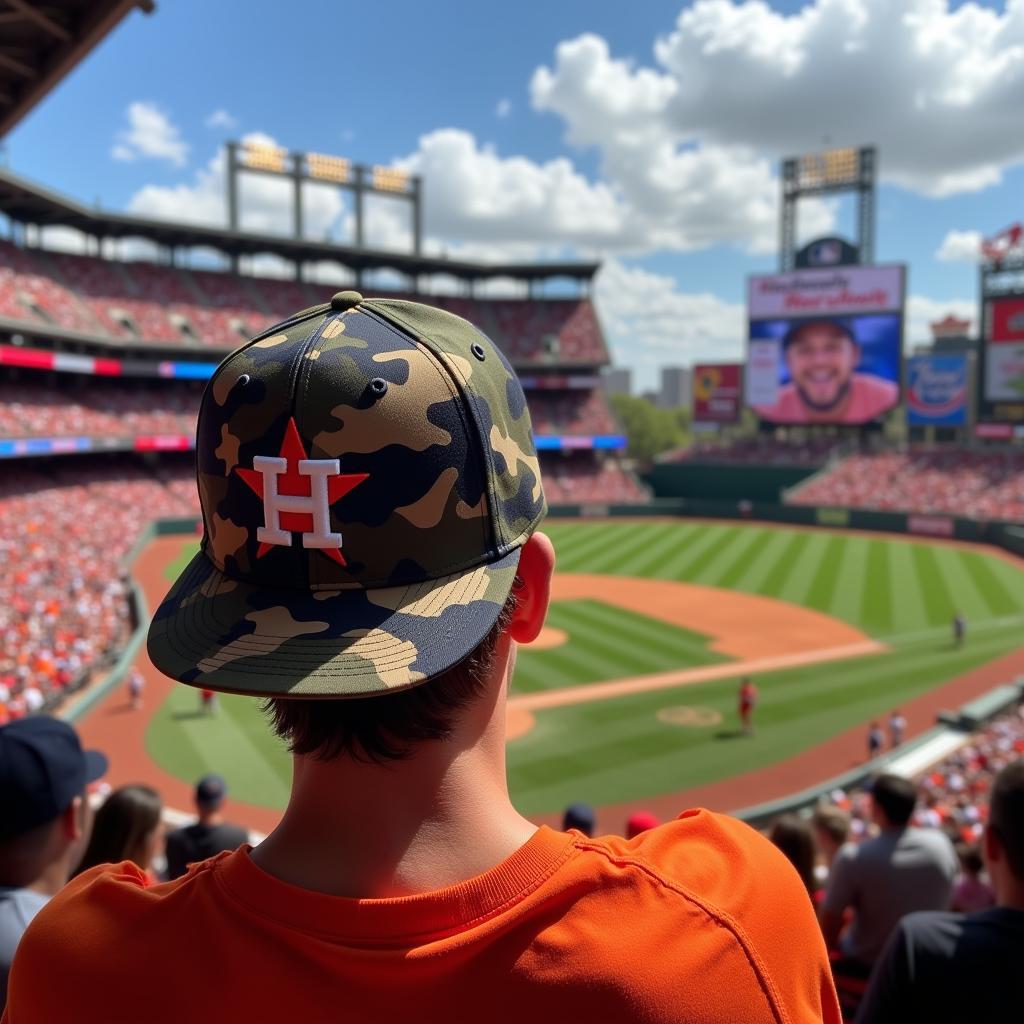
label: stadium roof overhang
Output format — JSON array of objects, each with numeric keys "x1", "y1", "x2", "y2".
[
  {"x1": 0, "y1": 0, "x2": 154, "y2": 138},
  {"x1": 0, "y1": 167, "x2": 601, "y2": 285}
]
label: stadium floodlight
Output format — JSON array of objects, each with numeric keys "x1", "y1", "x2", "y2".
[
  {"x1": 308, "y1": 153, "x2": 352, "y2": 184},
  {"x1": 780, "y1": 145, "x2": 876, "y2": 271},
  {"x1": 372, "y1": 166, "x2": 411, "y2": 193},
  {"x1": 225, "y1": 141, "x2": 424, "y2": 268},
  {"x1": 797, "y1": 147, "x2": 860, "y2": 190},
  {"x1": 242, "y1": 143, "x2": 288, "y2": 174}
]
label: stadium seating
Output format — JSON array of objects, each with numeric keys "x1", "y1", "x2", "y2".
[
  {"x1": 526, "y1": 389, "x2": 619, "y2": 435},
  {"x1": 0, "y1": 245, "x2": 609, "y2": 364},
  {"x1": 0, "y1": 462, "x2": 198, "y2": 720},
  {"x1": 661, "y1": 437, "x2": 843, "y2": 466},
  {"x1": 539, "y1": 454, "x2": 649, "y2": 504},
  {"x1": 789, "y1": 449, "x2": 1024, "y2": 522},
  {"x1": 0, "y1": 380, "x2": 201, "y2": 438}
]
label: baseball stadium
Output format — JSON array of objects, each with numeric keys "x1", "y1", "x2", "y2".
[{"x1": 2, "y1": 3, "x2": 1024, "y2": 1020}]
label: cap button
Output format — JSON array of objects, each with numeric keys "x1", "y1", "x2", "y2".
[{"x1": 330, "y1": 290, "x2": 363, "y2": 311}]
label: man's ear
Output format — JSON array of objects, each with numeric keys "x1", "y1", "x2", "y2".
[
  {"x1": 508, "y1": 531, "x2": 555, "y2": 644},
  {"x1": 61, "y1": 795, "x2": 85, "y2": 841}
]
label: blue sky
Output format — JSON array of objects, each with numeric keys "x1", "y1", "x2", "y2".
[{"x1": 4, "y1": 0, "x2": 1022, "y2": 388}]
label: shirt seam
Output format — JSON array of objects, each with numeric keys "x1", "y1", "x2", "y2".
[{"x1": 574, "y1": 839, "x2": 792, "y2": 1024}]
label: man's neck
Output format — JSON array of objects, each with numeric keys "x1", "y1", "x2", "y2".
[
  {"x1": 251, "y1": 676, "x2": 536, "y2": 899},
  {"x1": 25, "y1": 858, "x2": 71, "y2": 898}
]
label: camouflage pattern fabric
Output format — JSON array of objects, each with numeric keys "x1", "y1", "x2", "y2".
[{"x1": 147, "y1": 294, "x2": 546, "y2": 697}]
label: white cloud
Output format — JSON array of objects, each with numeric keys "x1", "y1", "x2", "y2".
[
  {"x1": 594, "y1": 259, "x2": 746, "y2": 372},
  {"x1": 651, "y1": 0, "x2": 1024, "y2": 197},
  {"x1": 496, "y1": 98, "x2": 512, "y2": 118},
  {"x1": 126, "y1": 132, "x2": 345, "y2": 238},
  {"x1": 935, "y1": 229, "x2": 983, "y2": 263},
  {"x1": 112, "y1": 102, "x2": 189, "y2": 167},
  {"x1": 205, "y1": 108, "x2": 237, "y2": 131},
  {"x1": 530, "y1": 32, "x2": 835, "y2": 255}
]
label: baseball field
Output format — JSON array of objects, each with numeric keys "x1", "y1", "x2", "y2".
[{"x1": 134, "y1": 519, "x2": 1024, "y2": 821}]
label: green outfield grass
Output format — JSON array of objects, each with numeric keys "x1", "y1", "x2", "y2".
[{"x1": 147, "y1": 522, "x2": 1024, "y2": 815}]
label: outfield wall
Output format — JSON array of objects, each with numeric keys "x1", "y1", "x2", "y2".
[{"x1": 548, "y1": 496, "x2": 1024, "y2": 557}]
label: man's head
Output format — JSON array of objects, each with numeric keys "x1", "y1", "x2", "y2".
[
  {"x1": 811, "y1": 802, "x2": 850, "y2": 862},
  {"x1": 984, "y1": 760, "x2": 1024, "y2": 898},
  {"x1": 869, "y1": 773, "x2": 917, "y2": 829},
  {"x1": 0, "y1": 717, "x2": 106, "y2": 886},
  {"x1": 782, "y1": 319, "x2": 859, "y2": 413},
  {"x1": 148, "y1": 293, "x2": 549, "y2": 763},
  {"x1": 195, "y1": 774, "x2": 228, "y2": 812}
]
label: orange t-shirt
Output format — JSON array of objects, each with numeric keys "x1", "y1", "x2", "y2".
[{"x1": 4, "y1": 810, "x2": 839, "y2": 1023}]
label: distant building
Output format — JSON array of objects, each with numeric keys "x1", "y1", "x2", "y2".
[
  {"x1": 603, "y1": 367, "x2": 632, "y2": 397},
  {"x1": 659, "y1": 366, "x2": 691, "y2": 409},
  {"x1": 929, "y1": 315, "x2": 975, "y2": 354}
]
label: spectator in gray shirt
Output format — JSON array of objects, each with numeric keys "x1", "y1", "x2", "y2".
[
  {"x1": 856, "y1": 759, "x2": 1024, "y2": 1023},
  {"x1": 0, "y1": 717, "x2": 106, "y2": 1009},
  {"x1": 821, "y1": 773, "x2": 958, "y2": 968}
]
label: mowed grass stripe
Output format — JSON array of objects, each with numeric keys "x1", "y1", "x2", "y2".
[
  {"x1": 910, "y1": 544, "x2": 955, "y2": 626},
  {"x1": 803, "y1": 534, "x2": 846, "y2": 612},
  {"x1": 659, "y1": 525, "x2": 743, "y2": 580},
  {"x1": 550, "y1": 524, "x2": 628, "y2": 570},
  {"x1": 622, "y1": 523, "x2": 703, "y2": 578},
  {"x1": 692, "y1": 525, "x2": 771, "y2": 588},
  {"x1": 938, "y1": 550, "x2": 994, "y2": 625},
  {"x1": 576, "y1": 521, "x2": 685, "y2": 576},
  {"x1": 644, "y1": 523, "x2": 728, "y2": 580},
  {"x1": 859, "y1": 540, "x2": 893, "y2": 634},
  {"x1": 777, "y1": 531, "x2": 833, "y2": 606},
  {"x1": 960, "y1": 551, "x2": 1021, "y2": 617},
  {"x1": 734, "y1": 528, "x2": 799, "y2": 594},
  {"x1": 755, "y1": 530, "x2": 811, "y2": 595},
  {"x1": 887, "y1": 540, "x2": 928, "y2": 635},
  {"x1": 827, "y1": 535, "x2": 871, "y2": 625},
  {"x1": 563, "y1": 599, "x2": 725, "y2": 666},
  {"x1": 714, "y1": 526, "x2": 782, "y2": 590}
]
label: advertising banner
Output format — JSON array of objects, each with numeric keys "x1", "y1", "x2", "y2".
[
  {"x1": 693, "y1": 363, "x2": 742, "y2": 422},
  {"x1": 905, "y1": 355, "x2": 968, "y2": 426},
  {"x1": 746, "y1": 265, "x2": 904, "y2": 425}
]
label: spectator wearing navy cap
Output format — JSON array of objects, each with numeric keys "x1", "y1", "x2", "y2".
[
  {"x1": 561, "y1": 803, "x2": 595, "y2": 837},
  {"x1": 0, "y1": 716, "x2": 107, "y2": 1008},
  {"x1": 163, "y1": 775, "x2": 249, "y2": 881}
]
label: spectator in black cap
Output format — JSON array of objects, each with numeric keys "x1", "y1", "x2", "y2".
[
  {"x1": 163, "y1": 775, "x2": 249, "y2": 881},
  {"x1": 561, "y1": 803, "x2": 595, "y2": 837},
  {"x1": 0, "y1": 717, "x2": 106, "y2": 1008}
]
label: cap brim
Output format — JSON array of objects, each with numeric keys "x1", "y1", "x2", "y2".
[
  {"x1": 147, "y1": 548, "x2": 520, "y2": 698},
  {"x1": 84, "y1": 750, "x2": 108, "y2": 784}
]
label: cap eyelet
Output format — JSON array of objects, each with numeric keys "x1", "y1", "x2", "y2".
[
  {"x1": 368, "y1": 377, "x2": 389, "y2": 397},
  {"x1": 471, "y1": 342, "x2": 486, "y2": 361},
  {"x1": 234, "y1": 373, "x2": 250, "y2": 389}
]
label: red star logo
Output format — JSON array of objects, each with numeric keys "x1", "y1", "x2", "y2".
[{"x1": 236, "y1": 417, "x2": 368, "y2": 565}]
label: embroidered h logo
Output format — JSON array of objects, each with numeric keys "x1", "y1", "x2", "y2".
[{"x1": 236, "y1": 418, "x2": 368, "y2": 566}]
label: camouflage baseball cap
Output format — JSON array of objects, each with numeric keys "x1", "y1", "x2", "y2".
[{"x1": 147, "y1": 291, "x2": 546, "y2": 697}]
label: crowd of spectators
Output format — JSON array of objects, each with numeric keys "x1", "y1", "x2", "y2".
[
  {"x1": 790, "y1": 448, "x2": 1024, "y2": 521},
  {"x1": 0, "y1": 244, "x2": 608, "y2": 364},
  {"x1": 0, "y1": 380, "x2": 201, "y2": 438},
  {"x1": 526, "y1": 389, "x2": 619, "y2": 435},
  {"x1": 661, "y1": 436, "x2": 844, "y2": 465},
  {"x1": 539, "y1": 454, "x2": 648, "y2": 504},
  {"x1": 0, "y1": 461, "x2": 198, "y2": 723},
  {"x1": 757, "y1": 704, "x2": 1024, "y2": 1019}
]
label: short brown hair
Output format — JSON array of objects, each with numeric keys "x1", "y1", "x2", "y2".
[{"x1": 263, "y1": 593, "x2": 517, "y2": 763}]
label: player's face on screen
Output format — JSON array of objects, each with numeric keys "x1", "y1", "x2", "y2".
[{"x1": 785, "y1": 325, "x2": 858, "y2": 411}]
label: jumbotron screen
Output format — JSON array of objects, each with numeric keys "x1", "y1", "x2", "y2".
[{"x1": 745, "y1": 265, "x2": 905, "y2": 425}]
